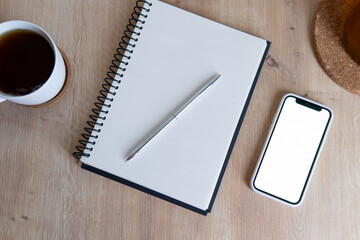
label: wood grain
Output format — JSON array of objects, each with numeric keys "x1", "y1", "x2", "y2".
[{"x1": 0, "y1": 0, "x2": 359, "y2": 239}]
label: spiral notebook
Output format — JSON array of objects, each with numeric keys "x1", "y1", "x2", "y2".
[{"x1": 74, "y1": 0, "x2": 270, "y2": 215}]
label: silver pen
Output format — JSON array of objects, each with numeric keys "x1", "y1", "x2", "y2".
[{"x1": 126, "y1": 74, "x2": 221, "y2": 161}]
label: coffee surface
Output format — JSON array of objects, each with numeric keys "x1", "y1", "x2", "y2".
[{"x1": 0, "y1": 29, "x2": 55, "y2": 96}]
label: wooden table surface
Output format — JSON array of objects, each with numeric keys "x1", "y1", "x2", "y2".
[{"x1": 1, "y1": 0, "x2": 359, "y2": 239}]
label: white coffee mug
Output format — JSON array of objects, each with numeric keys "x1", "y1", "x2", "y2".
[{"x1": 0, "y1": 20, "x2": 66, "y2": 105}]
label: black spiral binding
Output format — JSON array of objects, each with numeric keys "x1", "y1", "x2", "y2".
[{"x1": 73, "y1": 0, "x2": 153, "y2": 159}]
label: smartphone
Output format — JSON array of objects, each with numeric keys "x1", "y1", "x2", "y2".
[{"x1": 251, "y1": 93, "x2": 333, "y2": 206}]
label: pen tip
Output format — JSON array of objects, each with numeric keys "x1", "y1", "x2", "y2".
[{"x1": 126, "y1": 153, "x2": 135, "y2": 162}]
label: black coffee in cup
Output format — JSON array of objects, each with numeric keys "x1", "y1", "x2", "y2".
[{"x1": 0, "y1": 29, "x2": 55, "y2": 96}]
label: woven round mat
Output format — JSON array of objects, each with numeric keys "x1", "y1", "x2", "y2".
[
  {"x1": 25, "y1": 47, "x2": 72, "y2": 108},
  {"x1": 312, "y1": 0, "x2": 360, "y2": 95}
]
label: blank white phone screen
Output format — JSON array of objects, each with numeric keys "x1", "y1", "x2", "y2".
[{"x1": 254, "y1": 96, "x2": 330, "y2": 204}]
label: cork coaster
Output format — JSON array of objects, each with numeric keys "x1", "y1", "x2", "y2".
[
  {"x1": 312, "y1": 0, "x2": 360, "y2": 95},
  {"x1": 25, "y1": 47, "x2": 72, "y2": 108}
]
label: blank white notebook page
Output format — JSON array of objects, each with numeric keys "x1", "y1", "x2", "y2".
[{"x1": 81, "y1": 0, "x2": 267, "y2": 211}]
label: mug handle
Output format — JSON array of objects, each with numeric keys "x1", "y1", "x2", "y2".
[{"x1": 0, "y1": 97, "x2": 6, "y2": 103}]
